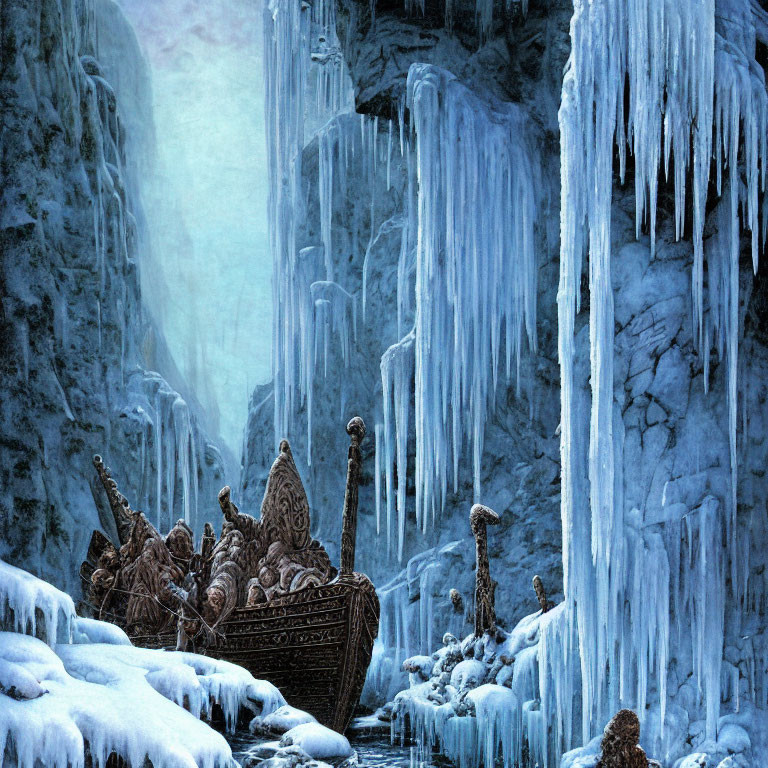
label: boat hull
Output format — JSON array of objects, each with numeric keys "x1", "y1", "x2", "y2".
[{"x1": 133, "y1": 574, "x2": 379, "y2": 733}]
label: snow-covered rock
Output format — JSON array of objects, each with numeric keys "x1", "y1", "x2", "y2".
[
  {"x1": 0, "y1": 562, "x2": 286, "y2": 768},
  {"x1": 279, "y1": 723, "x2": 353, "y2": 760},
  {"x1": 251, "y1": 705, "x2": 318, "y2": 736},
  {"x1": 71, "y1": 617, "x2": 131, "y2": 646}
]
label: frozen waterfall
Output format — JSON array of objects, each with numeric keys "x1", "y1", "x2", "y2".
[{"x1": 554, "y1": 0, "x2": 768, "y2": 758}]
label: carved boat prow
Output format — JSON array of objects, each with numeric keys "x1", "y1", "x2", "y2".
[{"x1": 81, "y1": 418, "x2": 379, "y2": 733}]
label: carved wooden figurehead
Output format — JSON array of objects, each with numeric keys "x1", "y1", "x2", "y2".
[
  {"x1": 260, "y1": 439, "x2": 312, "y2": 551},
  {"x1": 469, "y1": 503, "x2": 500, "y2": 636},
  {"x1": 340, "y1": 416, "x2": 366, "y2": 577},
  {"x1": 93, "y1": 453, "x2": 134, "y2": 545}
]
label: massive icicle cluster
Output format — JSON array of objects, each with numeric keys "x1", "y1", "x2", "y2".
[
  {"x1": 362, "y1": 540, "x2": 473, "y2": 707},
  {"x1": 0, "y1": 560, "x2": 285, "y2": 768},
  {"x1": 553, "y1": 0, "x2": 768, "y2": 761},
  {"x1": 360, "y1": 0, "x2": 768, "y2": 763},
  {"x1": 0, "y1": 561, "x2": 76, "y2": 647},
  {"x1": 264, "y1": 1, "x2": 540, "y2": 561},
  {"x1": 378, "y1": 65, "x2": 537, "y2": 560},
  {"x1": 266, "y1": 0, "x2": 360, "y2": 460}
]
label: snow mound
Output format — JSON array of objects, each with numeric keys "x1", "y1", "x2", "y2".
[
  {"x1": 0, "y1": 560, "x2": 75, "y2": 645},
  {"x1": 402, "y1": 654, "x2": 434, "y2": 681},
  {"x1": 251, "y1": 704, "x2": 318, "y2": 735},
  {"x1": 57, "y1": 642, "x2": 285, "y2": 731},
  {"x1": 279, "y1": 723, "x2": 353, "y2": 758},
  {"x1": 450, "y1": 659, "x2": 487, "y2": 690},
  {"x1": 1, "y1": 633, "x2": 238, "y2": 768},
  {"x1": 72, "y1": 617, "x2": 131, "y2": 646}
]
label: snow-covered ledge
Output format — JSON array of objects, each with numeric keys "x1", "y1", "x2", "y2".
[{"x1": 0, "y1": 559, "x2": 285, "y2": 768}]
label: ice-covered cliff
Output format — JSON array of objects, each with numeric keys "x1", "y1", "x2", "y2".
[{"x1": 0, "y1": 0, "x2": 230, "y2": 594}]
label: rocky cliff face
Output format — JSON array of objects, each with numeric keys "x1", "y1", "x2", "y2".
[{"x1": 0, "y1": 0, "x2": 228, "y2": 594}]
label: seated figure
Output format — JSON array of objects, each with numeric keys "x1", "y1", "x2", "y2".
[
  {"x1": 122, "y1": 534, "x2": 183, "y2": 635},
  {"x1": 165, "y1": 519, "x2": 194, "y2": 572}
]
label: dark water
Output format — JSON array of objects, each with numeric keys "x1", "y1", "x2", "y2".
[{"x1": 226, "y1": 722, "x2": 446, "y2": 768}]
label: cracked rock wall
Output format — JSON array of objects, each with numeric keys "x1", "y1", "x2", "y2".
[{"x1": 0, "y1": 0, "x2": 227, "y2": 594}]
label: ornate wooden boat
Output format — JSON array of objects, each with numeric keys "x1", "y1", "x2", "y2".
[
  {"x1": 81, "y1": 417, "x2": 379, "y2": 733},
  {"x1": 131, "y1": 575, "x2": 378, "y2": 731}
]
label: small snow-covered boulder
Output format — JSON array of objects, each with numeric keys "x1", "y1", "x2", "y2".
[
  {"x1": 432, "y1": 635, "x2": 462, "y2": 678},
  {"x1": 251, "y1": 704, "x2": 317, "y2": 735},
  {"x1": 244, "y1": 744, "x2": 317, "y2": 768},
  {"x1": 715, "y1": 756, "x2": 749, "y2": 768},
  {"x1": 72, "y1": 617, "x2": 131, "y2": 646},
  {"x1": 466, "y1": 683, "x2": 517, "y2": 715},
  {"x1": 677, "y1": 754, "x2": 709, "y2": 768},
  {"x1": 0, "y1": 658, "x2": 46, "y2": 699},
  {"x1": 403, "y1": 654, "x2": 434, "y2": 682},
  {"x1": 394, "y1": 680, "x2": 433, "y2": 704},
  {"x1": 245, "y1": 746, "x2": 334, "y2": 768},
  {"x1": 0, "y1": 631, "x2": 67, "y2": 684},
  {"x1": 450, "y1": 659, "x2": 486, "y2": 693},
  {"x1": 242, "y1": 740, "x2": 281, "y2": 764},
  {"x1": 716, "y1": 723, "x2": 750, "y2": 754},
  {"x1": 280, "y1": 723, "x2": 353, "y2": 759},
  {"x1": 559, "y1": 735, "x2": 601, "y2": 768}
]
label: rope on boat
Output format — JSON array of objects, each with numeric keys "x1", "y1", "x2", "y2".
[{"x1": 78, "y1": 572, "x2": 224, "y2": 646}]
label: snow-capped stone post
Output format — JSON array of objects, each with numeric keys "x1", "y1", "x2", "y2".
[
  {"x1": 596, "y1": 709, "x2": 649, "y2": 768},
  {"x1": 469, "y1": 503, "x2": 500, "y2": 636},
  {"x1": 532, "y1": 574, "x2": 552, "y2": 613},
  {"x1": 340, "y1": 416, "x2": 366, "y2": 576}
]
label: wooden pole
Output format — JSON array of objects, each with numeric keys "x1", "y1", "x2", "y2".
[
  {"x1": 340, "y1": 416, "x2": 366, "y2": 577},
  {"x1": 470, "y1": 503, "x2": 500, "y2": 635}
]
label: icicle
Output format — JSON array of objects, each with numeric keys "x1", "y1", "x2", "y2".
[
  {"x1": 319, "y1": 123, "x2": 336, "y2": 281},
  {"x1": 265, "y1": 0, "x2": 310, "y2": 448},
  {"x1": 172, "y1": 397, "x2": 192, "y2": 526},
  {"x1": 154, "y1": 390, "x2": 164, "y2": 529},
  {"x1": 375, "y1": 422, "x2": 384, "y2": 535},
  {"x1": 381, "y1": 330, "x2": 415, "y2": 562}
]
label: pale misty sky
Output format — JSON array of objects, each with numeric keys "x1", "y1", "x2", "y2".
[{"x1": 117, "y1": 0, "x2": 272, "y2": 458}]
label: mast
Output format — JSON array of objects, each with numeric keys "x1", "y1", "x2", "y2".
[{"x1": 340, "y1": 416, "x2": 366, "y2": 576}]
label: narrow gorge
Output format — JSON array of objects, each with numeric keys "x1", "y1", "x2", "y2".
[{"x1": 1, "y1": 0, "x2": 767, "y2": 766}]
